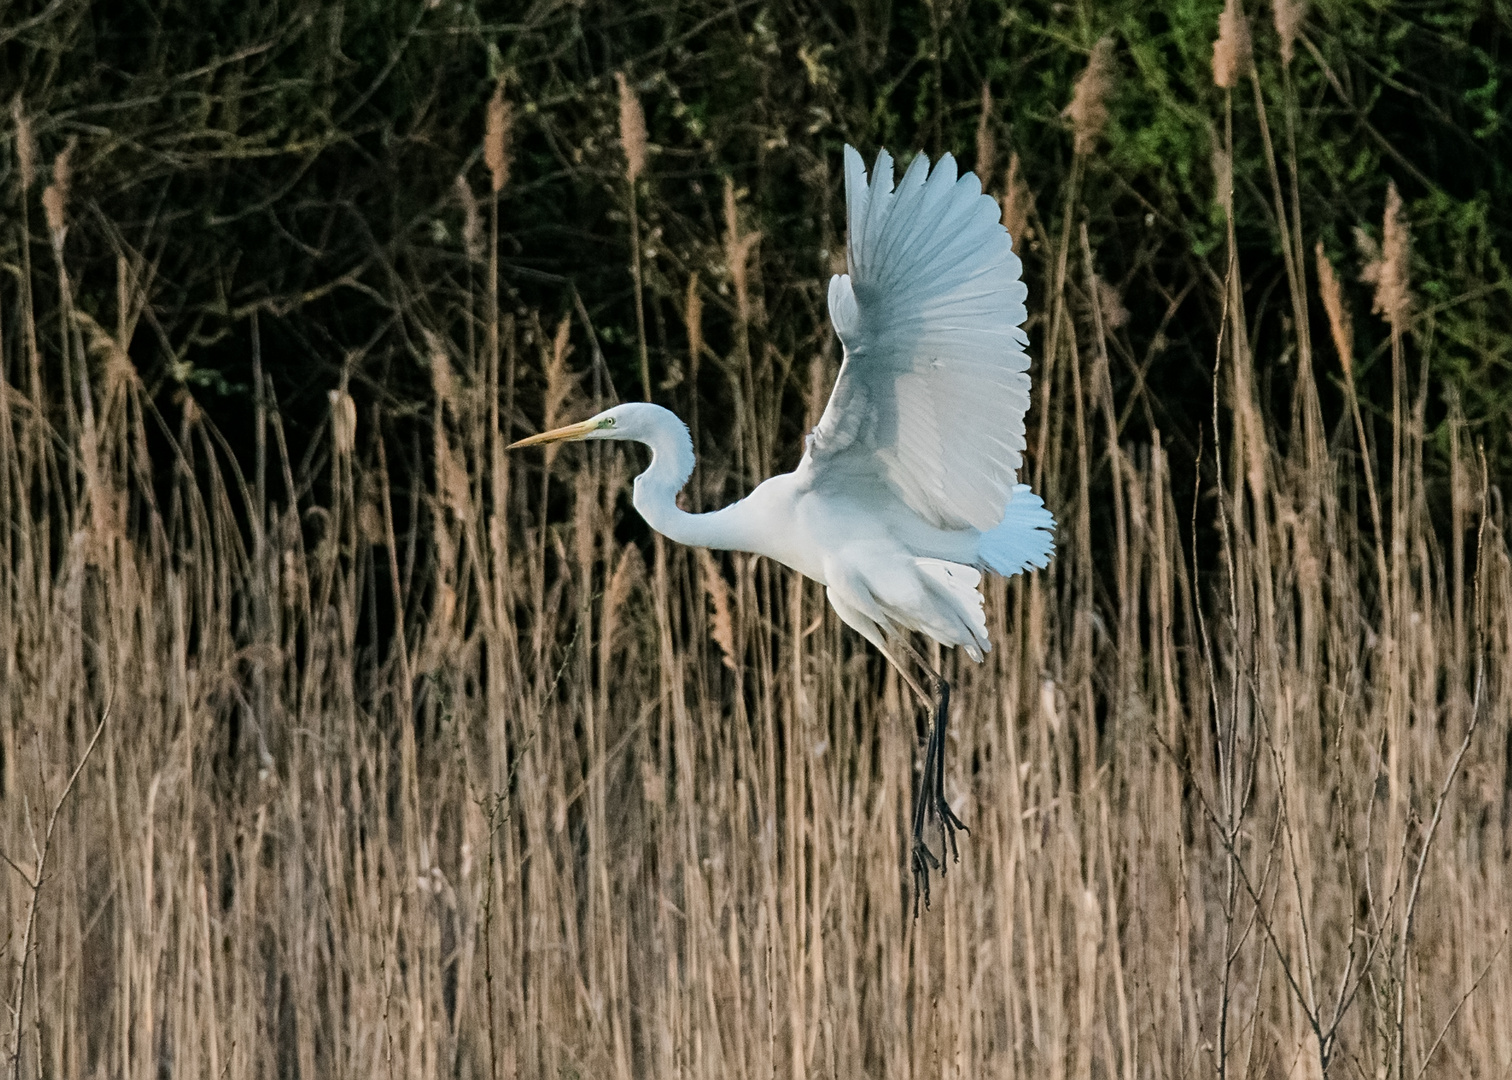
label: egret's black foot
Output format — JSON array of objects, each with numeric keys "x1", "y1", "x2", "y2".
[
  {"x1": 909, "y1": 673, "x2": 968, "y2": 916},
  {"x1": 911, "y1": 833, "x2": 940, "y2": 915},
  {"x1": 933, "y1": 786, "x2": 969, "y2": 862}
]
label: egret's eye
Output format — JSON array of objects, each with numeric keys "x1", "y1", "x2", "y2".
[{"x1": 602, "y1": 417, "x2": 616, "y2": 428}]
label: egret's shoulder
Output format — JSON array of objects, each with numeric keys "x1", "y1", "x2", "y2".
[{"x1": 745, "y1": 469, "x2": 805, "y2": 509}]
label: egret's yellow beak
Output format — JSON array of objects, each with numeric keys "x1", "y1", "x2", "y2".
[{"x1": 506, "y1": 417, "x2": 602, "y2": 449}]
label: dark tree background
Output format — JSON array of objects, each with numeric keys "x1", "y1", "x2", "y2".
[{"x1": 4, "y1": 0, "x2": 1510, "y2": 489}]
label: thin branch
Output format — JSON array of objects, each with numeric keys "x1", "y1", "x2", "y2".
[{"x1": 6, "y1": 692, "x2": 112, "y2": 1080}]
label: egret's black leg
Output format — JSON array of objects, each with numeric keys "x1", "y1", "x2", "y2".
[
  {"x1": 910, "y1": 705, "x2": 942, "y2": 914},
  {"x1": 903, "y1": 647, "x2": 969, "y2": 916},
  {"x1": 877, "y1": 641, "x2": 941, "y2": 915},
  {"x1": 927, "y1": 676, "x2": 968, "y2": 863}
]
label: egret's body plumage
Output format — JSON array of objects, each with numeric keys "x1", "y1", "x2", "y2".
[
  {"x1": 511, "y1": 145, "x2": 1055, "y2": 905},
  {"x1": 621, "y1": 408, "x2": 1049, "y2": 659}
]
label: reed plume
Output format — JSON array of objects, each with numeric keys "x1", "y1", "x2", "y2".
[
  {"x1": 617, "y1": 71, "x2": 652, "y2": 399},
  {"x1": 485, "y1": 78, "x2": 512, "y2": 193},
  {"x1": 543, "y1": 316, "x2": 573, "y2": 424},
  {"x1": 1000, "y1": 151, "x2": 1033, "y2": 251},
  {"x1": 329, "y1": 387, "x2": 357, "y2": 454},
  {"x1": 41, "y1": 138, "x2": 74, "y2": 245},
  {"x1": 698, "y1": 550, "x2": 738, "y2": 670},
  {"x1": 975, "y1": 81, "x2": 996, "y2": 183},
  {"x1": 685, "y1": 271, "x2": 703, "y2": 377},
  {"x1": 1095, "y1": 274, "x2": 1129, "y2": 331},
  {"x1": 1315, "y1": 241, "x2": 1354, "y2": 377},
  {"x1": 724, "y1": 177, "x2": 760, "y2": 325},
  {"x1": 1358, "y1": 180, "x2": 1412, "y2": 331},
  {"x1": 1212, "y1": 0, "x2": 1253, "y2": 89},
  {"x1": 615, "y1": 71, "x2": 648, "y2": 184},
  {"x1": 1064, "y1": 37, "x2": 1115, "y2": 155},
  {"x1": 456, "y1": 174, "x2": 483, "y2": 262},
  {"x1": 1273, "y1": 0, "x2": 1304, "y2": 67}
]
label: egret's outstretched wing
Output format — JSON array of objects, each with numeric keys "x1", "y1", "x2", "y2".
[{"x1": 802, "y1": 146, "x2": 1031, "y2": 533}]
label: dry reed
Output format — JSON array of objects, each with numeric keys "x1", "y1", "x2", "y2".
[
  {"x1": 1213, "y1": 0, "x2": 1253, "y2": 90},
  {"x1": 975, "y1": 81, "x2": 996, "y2": 184},
  {"x1": 40, "y1": 140, "x2": 72, "y2": 246},
  {"x1": 3, "y1": 73, "x2": 1510, "y2": 1080},
  {"x1": 1000, "y1": 151, "x2": 1033, "y2": 251},
  {"x1": 1358, "y1": 180, "x2": 1412, "y2": 332},
  {"x1": 617, "y1": 71, "x2": 652, "y2": 401},
  {"x1": 9, "y1": 97, "x2": 33, "y2": 195},
  {"x1": 1273, "y1": 0, "x2": 1304, "y2": 67},
  {"x1": 456, "y1": 175, "x2": 483, "y2": 263},
  {"x1": 724, "y1": 177, "x2": 761, "y2": 326},
  {"x1": 484, "y1": 78, "x2": 512, "y2": 194},
  {"x1": 1315, "y1": 241, "x2": 1353, "y2": 376},
  {"x1": 1064, "y1": 37, "x2": 1115, "y2": 156},
  {"x1": 615, "y1": 71, "x2": 648, "y2": 185},
  {"x1": 685, "y1": 270, "x2": 703, "y2": 377}
]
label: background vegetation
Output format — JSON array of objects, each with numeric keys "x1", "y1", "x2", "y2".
[{"x1": 3, "y1": 0, "x2": 1511, "y2": 1076}]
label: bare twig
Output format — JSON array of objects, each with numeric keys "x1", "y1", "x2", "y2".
[{"x1": 5, "y1": 693, "x2": 111, "y2": 1080}]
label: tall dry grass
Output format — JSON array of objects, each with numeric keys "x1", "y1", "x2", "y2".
[{"x1": 5, "y1": 61, "x2": 1512, "y2": 1080}]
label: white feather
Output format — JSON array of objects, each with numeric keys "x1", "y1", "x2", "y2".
[{"x1": 804, "y1": 145, "x2": 1032, "y2": 533}]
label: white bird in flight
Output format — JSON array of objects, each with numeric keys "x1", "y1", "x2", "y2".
[{"x1": 510, "y1": 146, "x2": 1055, "y2": 907}]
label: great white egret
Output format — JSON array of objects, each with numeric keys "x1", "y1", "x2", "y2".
[{"x1": 510, "y1": 146, "x2": 1055, "y2": 907}]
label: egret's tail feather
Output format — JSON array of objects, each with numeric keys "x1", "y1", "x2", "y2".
[
  {"x1": 913, "y1": 558, "x2": 989, "y2": 660},
  {"x1": 979, "y1": 484, "x2": 1055, "y2": 577}
]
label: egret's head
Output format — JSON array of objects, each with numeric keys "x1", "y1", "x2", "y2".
[{"x1": 506, "y1": 402, "x2": 675, "y2": 449}]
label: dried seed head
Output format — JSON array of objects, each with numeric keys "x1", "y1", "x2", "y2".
[
  {"x1": 606, "y1": 546, "x2": 639, "y2": 618},
  {"x1": 699, "y1": 550, "x2": 738, "y2": 670},
  {"x1": 724, "y1": 178, "x2": 742, "y2": 308},
  {"x1": 599, "y1": 524, "x2": 638, "y2": 665},
  {"x1": 1314, "y1": 242, "x2": 1354, "y2": 378},
  {"x1": 455, "y1": 174, "x2": 483, "y2": 262},
  {"x1": 573, "y1": 478, "x2": 595, "y2": 572},
  {"x1": 685, "y1": 271, "x2": 703, "y2": 378},
  {"x1": 427, "y1": 329, "x2": 457, "y2": 415},
  {"x1": 615, "y1": 72, "x2": 648, "y2": 184},
  {"x1": 724, "y1": 178, "x2": 761, "y2": 324},
  {"x1": 1095, "y1": 274, "x2": 1129, "y2": 331},
  {"x1": 1212, "y1": 0, "x2": 1253, "y2": 89},
  {"x1": 438, "y1": 441, "x2": 470, "y2": 519},
  {"x1": 41, "y1": 184, "x2": 64, "y2": 238},
  {"x1": 329, "y1": 389, "x2": 357, "y2": 455},
  {"x1": 1000, "y1": 152, "x2": 1034, "y2": 252},
  {"x1": 42, "y1": 138, "x2": 75, "y2": 244},
  {"x1": 1063, "y1": 37, "x2": 1115, "y2": 156},
  {"x1": 357, "y1": 482, "x2": 386, "y2": 547},
  {"x1": 975, "y1": 81, "x2": 996, "y2": 184},
  {"x1": 484, "y1": 79, "x2": 512, "y2": 193},
  {"x1": 1357, "y1": 181, "x2": 1411, "y2": 331},
  {"x1": 11, "y1": 96, "x2": 34, "y2": 194},
  {"x1": 542, "y1": 316, "x2": 574, "y2": 442},
  {"x1": 1272, "y1": 0, "x2": 1304, "y2": 67}
]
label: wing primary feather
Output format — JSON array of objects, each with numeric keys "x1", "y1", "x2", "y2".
[{"x1": 810, "y1": 146, "x2": 1047, "y2": 535}]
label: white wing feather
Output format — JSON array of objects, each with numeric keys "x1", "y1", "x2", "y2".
[{"x1": 802, "y1": 146, "x2": 1031, "y2": 533}]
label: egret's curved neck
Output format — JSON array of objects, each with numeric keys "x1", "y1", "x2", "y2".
[{"x1": 629, "y1": 420, "x2": 755, "y2": 552}]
